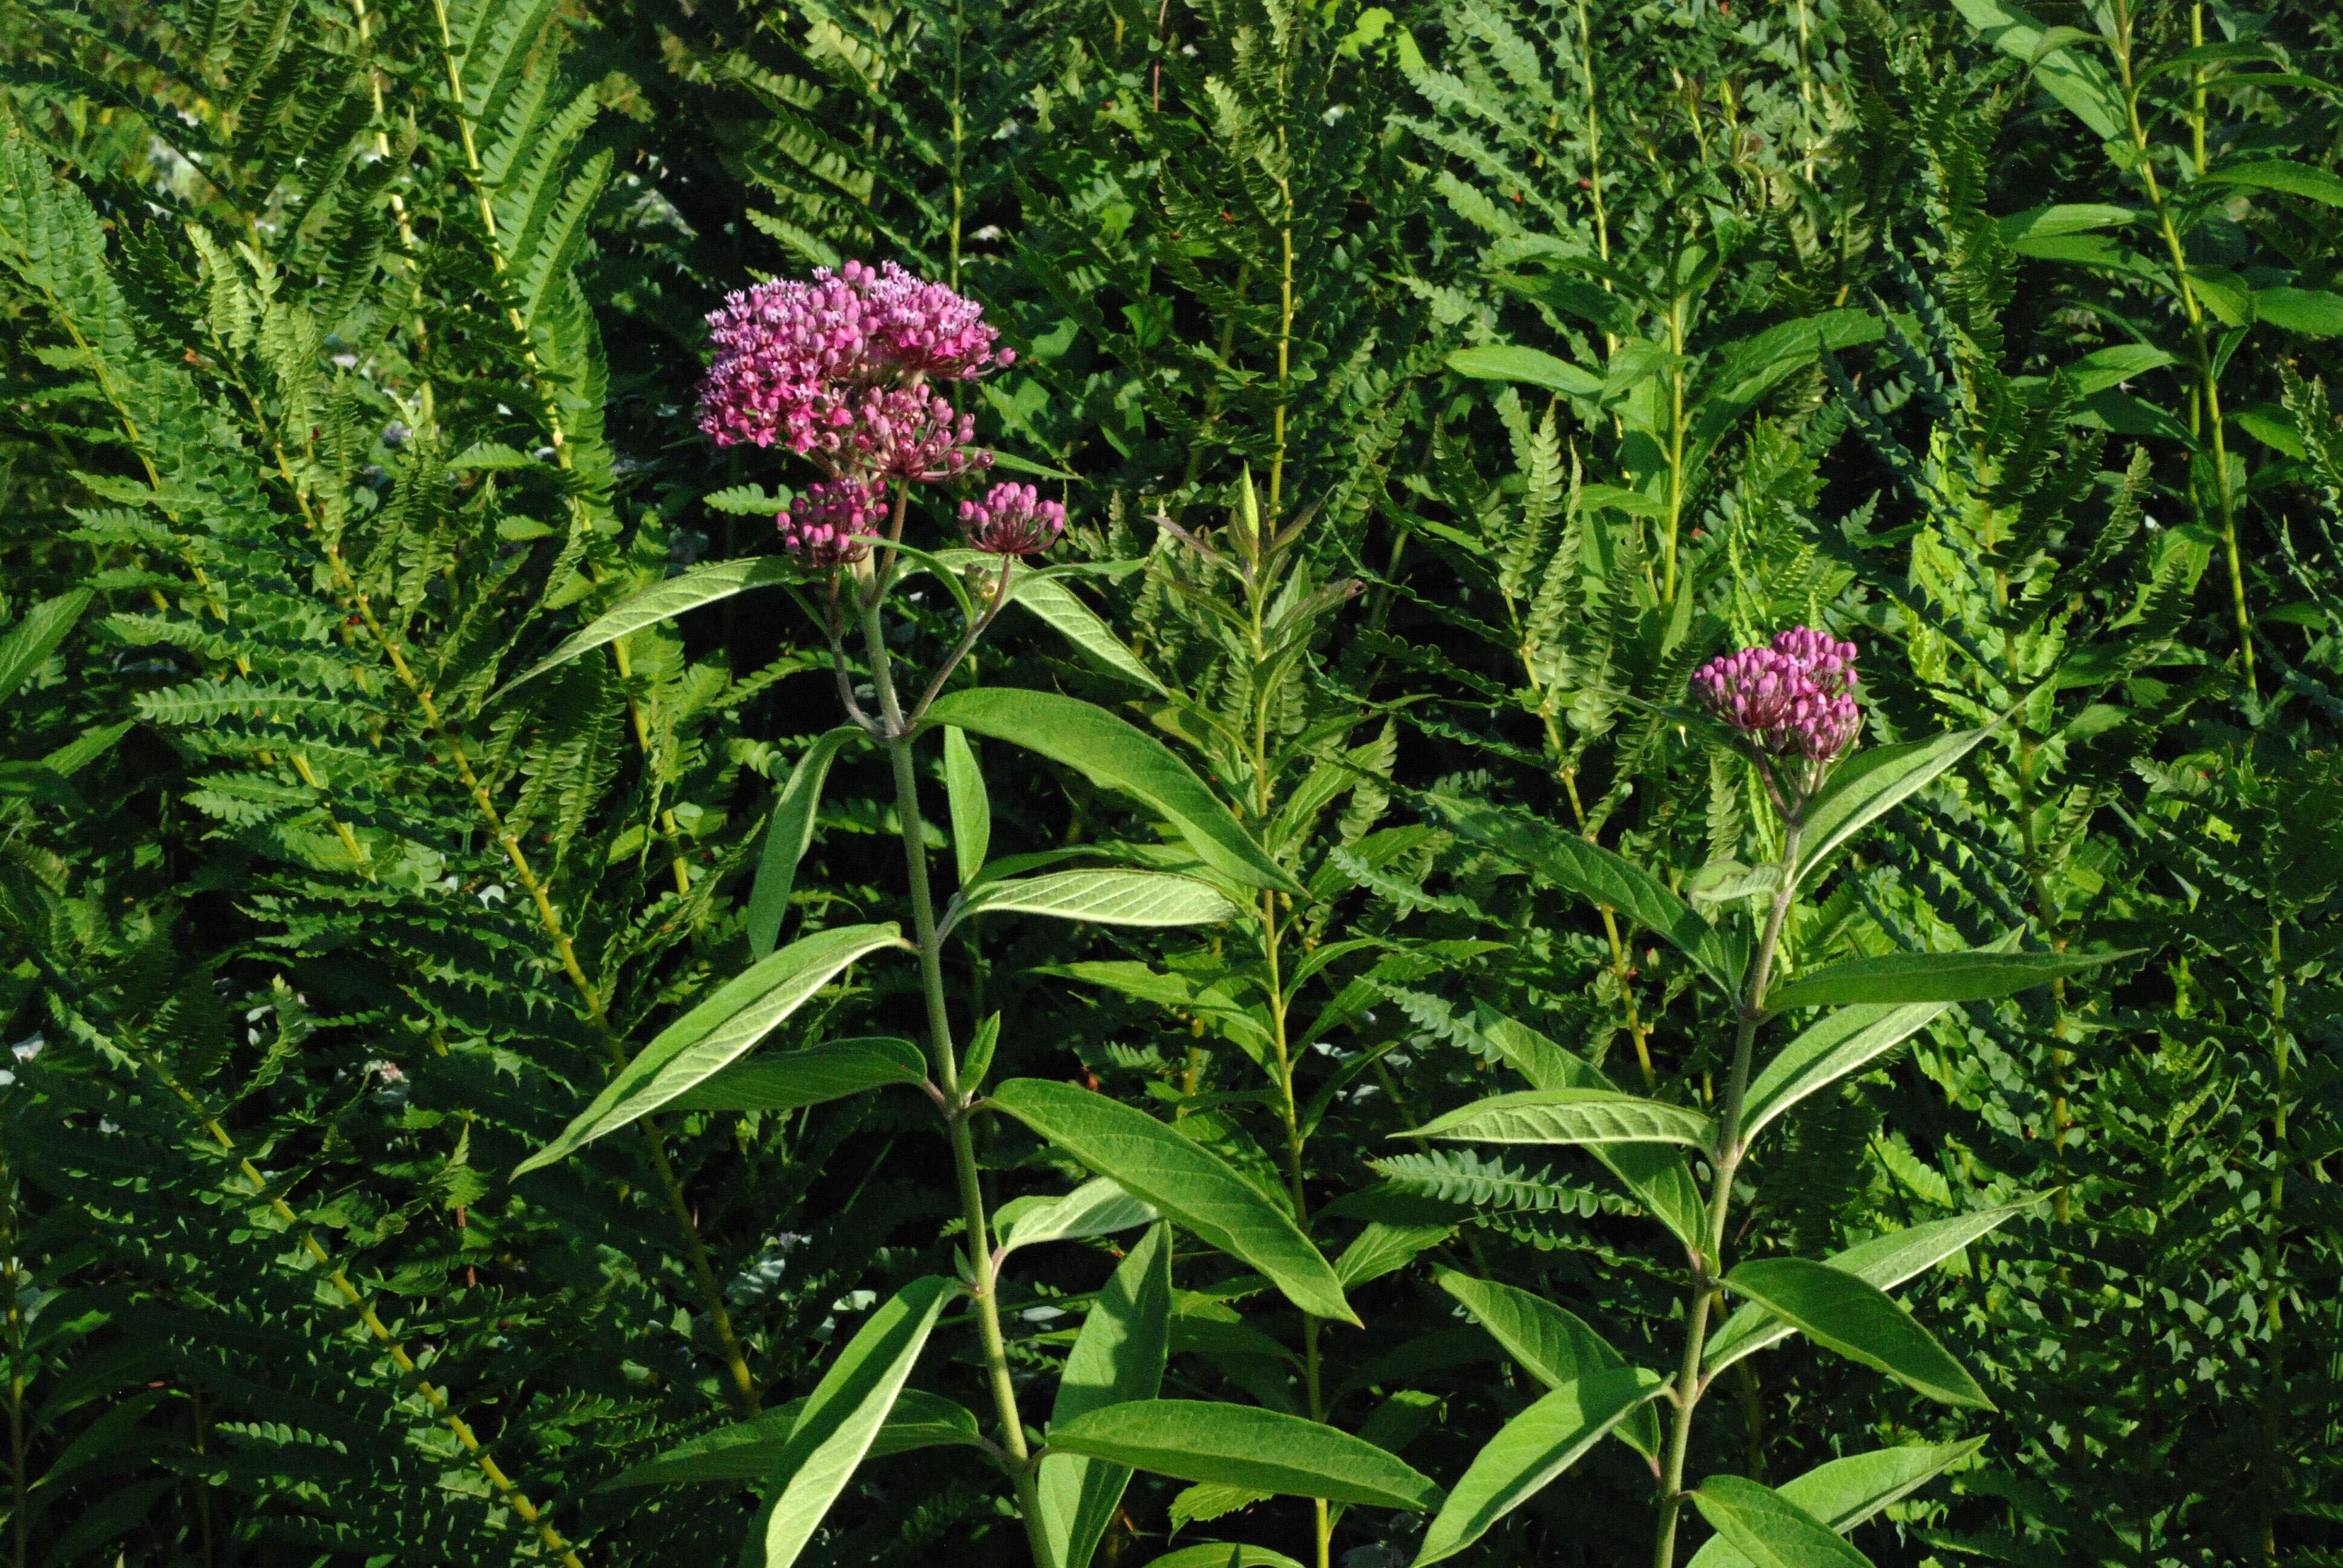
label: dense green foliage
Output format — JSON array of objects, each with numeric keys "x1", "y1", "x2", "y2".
[{"x1": 0, "y1": 0, "x2": 2339, "y2": 1565}]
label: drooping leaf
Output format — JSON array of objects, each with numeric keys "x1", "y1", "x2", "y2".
[
  {"x1": 1724, "y1": 1259, "x2": 1991, "y2": 1409},
  {"x1": 1435, "y1": 1269, "x2": 1659, "y2": 1458},
  {"x1": 1478, "y1": 1008, "x2": 1707, "y2": 1252},
  {"x1": 1952, "y1": 0, "x2": 2124, "y2": 138},
  {"x1": 988, "y1": 1080, "x2": 1355, "y2": 1324},
  {"x1": 1738, "y1": 1002, "x2": 1955, "y2": 1148},
  {"x1": 1794, "y1": 729, "x2": 1988, "y2": 889},
  {"x1": 747, "y1": 728, "x2": 867, "y2": 958},
  {"x1": 1706, "y1": 1201, "x2": 2043, "y2": 1374},
  {"x1": 516, "y1": 924, "x2": 902, "y2": 1174},
  {"x1": 601, "y1": 1390, "x2": 981, "y2": 1488},
  {"x1": 1429, "y1": 794, "x2": 1745, "y2": 998},
  {"x1": 1012, "y1": 573, "x2": 1167, "y2": 690},
  {"x1": 2201, "y1": 160, "x2": 2343, "y2": 209},
  {"x1": 996, "y1": 1178, "x2": 1161, "y2": 1263},
  {"x1": 739, "y1": 1276, "x2": 960, "y2": 1567},
  {"x1": 943, "y1": 726, "x2": 991, "y2": 887},
  {"x1": 1400, "y1": 1089, "x2": 1714, "y2": 1151},
  {"x1": 1685, "y1": 1440, "x2": 1987, "y2": 1568},
  {"x1": 1046, "y1": 1401, "x2": 1441, "y2": 1510},
  {"x1": 946, "y1": 870, "x2": 1239, "y2": 935},
  {"x1": 1447, "y1": 344, "x2": 1602, "y2": 398},
  {"x1": 1041, "y1": 1224, "x2": 1173, "y2": 1568},
  {"x1": 664, "y1": 1037, "x2": 928, "y2": 1113},
  {"x1": 925, "y1": 689, "x2": 1299, "y2": 893},
  {"x1": 499, "y1": 557, "x2": 799, "y2": 694},
  {"x1": 1764, "y1": 946, "x2": 2129, "y2": 1014},
  {"x1": 1413, "y1": 1367, "x2": 1666, "y2": 1564},
  {"x1": 1691, "y1": 1475, "x2": 1877, "y2": 1568},
  {"x1": 0, "y1": 589, "x2": 93, "y2": 702}
]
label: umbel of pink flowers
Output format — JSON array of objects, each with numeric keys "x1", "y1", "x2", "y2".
[
  {"x1": 1693, "y1": 626, "x2": 1861, "y2": 813},
  {"x1": 698, "y1": 260, "x2": 1058, "y2": 563}
]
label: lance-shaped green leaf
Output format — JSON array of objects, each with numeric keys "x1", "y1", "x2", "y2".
[
  {"x1": 1011, "y1": 573, "x2": 1167, "y2": 691},
  {"x1": 1446, "y1": 344, "x2": 1603, "y2": 398},
  {"x1": 516, "y1": 924, "x2": 902, "y2": 1175},
  {"x1": 1951, "y1": 0, "x2": 2124, "y2": 139},
  {"x1": 666, "y1": 1037, "x2": 928, "y2": 1114},
  {"x1": 1691, "y1": 1475, "x2": 1876, "y2": 1568},
  {"x1": 1738, "y1": 1002, "x2": 1955, "y2": 1149},
  {"x1": 1476, "y1": 1008, "x2": 1707, "y2": 1251},
  {"x1": 601, "y1": 1389, "x2": 981, "y2": 1488},
  {"x1": 1705, "y1": 1199, "x2": 2043, "y2": 1374},
  {"x1": 988, "y1": 1080, "x2": 1355, "y2": 1324},
  {"x1": 1764, "y1": 946, "x2": 2129, "y2": 1015},
  {"x1": 1046, "y1": 1400, "x2": 1441, "y2": 1510},
  {"x1": 1400, "y1": 1089, "x2": 1714, "y2": 1151},
  {"x1": 942, "y1": 726, "x2": 991, "y2": 886},
  {"x1": 945, "y1": 869, "x2": 1239, "y2": 936},
  {"x1": 1725, "y1": 1259, "x2": 1991, "y2": 1410},
  {"x1": 1686, "y1": 1440, "x2": 1986, "y2": 1568},
  {"x1": 2200, "y1": 160, "x2": 2343, "y2": 209},
  {"x1": 747, "y1": 727, "x2": 865, "y2": 958},
  {"x1": 1413, "y1": 1366, "x2": 1666, "y2": 1564},
  {"x1": 1792, "y1": 728, "x2": 1988, "y2": 890},
  {"x1": 925, "y1": 688, "x2": 1299, "y2": 894},
  {"x1": 996, "y1": 1177, "x2": 1161, "y2": 1265},
  {"x1": 1429, "y1": 794, "x2": 1745, "y2": 999},
  {"x1": 1435, "y1": 1269, "x2": 1659, "y2": 1459},
  {"x1": 498, "y1": 556, "x2": 798, "y2": 696},
  {"x1": 739, "y1": 1276, "x2": 960, "y2": 1567},
  {"x1": 1041, "y1": 1224, "x2": 1172, "y2": 1568},
  {"x1": 0, "y1": 589, "x2": 92, "y2": 702}
]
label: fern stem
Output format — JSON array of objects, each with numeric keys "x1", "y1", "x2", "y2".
[
  {"x1": 1653, "y1": 818, "x2": 1801, "y2": 1568},
  {"x1": 855, "y1": 572, "x2": 1055, "y2": 1568},
  {"x1": 2258, "y1": 916, "x2": 2289, "y2": 1564},
  {"x1": 293, "y1": 527, "x2": 761, "y2": 1415},
  {"x1": 424, "y1": 0, "x2": 696, "y2": 888},
  {"x1": 2, "y1": 1134, "x2": 24, "y2": 1568},
  {"x1": 2107, "y1": 0, "x2": 2255, "y2": 694},
  {"x1": 71, "y1": 1018, "x2": 591, "y2": 1567}
]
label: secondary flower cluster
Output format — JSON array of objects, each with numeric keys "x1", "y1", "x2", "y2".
[
  {"x1": 702, "y1": 260, "x2": 1059, "y2": 567},
  {"x1": 958, "y1": 482, "x2": 1065, "y2": 557},
  {"x1": 1694, "y1": 627, "x2": 1861, "y2": 809}
]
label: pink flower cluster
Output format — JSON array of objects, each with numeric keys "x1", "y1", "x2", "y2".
[
  {"x1": 777, "y1": 479, "x2": 887, "y2": 566},
  {"x1": 698, "y1": 260, "x2": 1051, "y2": 569},
  {"x1": 959, "y1": 482, "x2": 1066, "y2": 557},
  {"x1": 696, "y1": 260, "x2": 1011, "y2": 458},
  {"x1": 1693, "y1": 627, "x2": 1862, "y2": 773}
]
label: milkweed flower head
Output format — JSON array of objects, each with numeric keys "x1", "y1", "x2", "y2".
[
  {"x1": 1693, "y1": 626, "x2": 1861, "y2": 814},
  {"x1": 776, "y1": 479, "x2": 886, "y2": 566},
  {"x1": 959, "y1": 482, "x2": 1066, "y2": 556},
  {"x1": 697, "y1": 261, "x2": 1012, "y2": 455}
]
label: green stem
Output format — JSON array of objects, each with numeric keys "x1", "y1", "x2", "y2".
[
  {"x1": 2108, "y1": 0, "x2": 2255, "y2": 693},
  {"x1": 1652, "y1": 818, "x2": 1801, "y2": 1568},
  {"x1": 3, "y1": 1138, "x2": 24, "y2": 1568},
  {"x1": 2258, "y1": 916, "x2": 2288, "y2": 1565},
  {"x1": 856, "y1": 580, "x2": 1055, "y2": 1568}
]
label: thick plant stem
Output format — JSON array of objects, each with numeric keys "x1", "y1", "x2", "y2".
[
  {"x1": 856, "y1": 586, "x2": 1056, "y2": 1568},
  {"x1": 1652, "y1": 819, "x2": 1801, "y2": 1568}
]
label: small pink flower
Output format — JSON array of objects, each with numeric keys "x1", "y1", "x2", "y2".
[
  {"x1": 842, "y1": 387, "x2": 991, "y2": 483},
  {"x1": 1693, "y1": 627, "x2": 1861, "y2": 809},
  {"x1": 777, "y1": 479, "x2": 886, "y2": 567},
  {"x1": 696, "y1": 263, "x2": 1009, "y2": 452},
  {"x1": 959, "y1": 482, "x2": 1066, "y2": 556}
]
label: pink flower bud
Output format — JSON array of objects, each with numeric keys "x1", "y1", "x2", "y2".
[
  {"x1": 958, "y1": 482, "x2": 1066, "y2": 556},
  {"x1": 776, "y1": 479, "x2": 886, "y2": 567}
]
